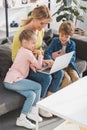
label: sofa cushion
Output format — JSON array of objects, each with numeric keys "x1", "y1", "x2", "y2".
[
  {"x1": 0, "y1": 44, "x2": 12, "y2": 83},
  {"x1": 43, "y1": 29, "x2": 53, "y2": 46},
  {"x1": 0, "y1": 43, "x2": 25, "y2": 116},
  {"x1": 71, "y1": 36, "x2": 87, "y2": 61},
  {"x1": 0, "y1": 85, "x2": 25, "y2": 116},
  {"x1": 75, "y1": 59, "x2": 87, "y2": 77}
]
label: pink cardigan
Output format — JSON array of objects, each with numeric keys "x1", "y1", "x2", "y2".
[{"x1": 4, "y1": 47, "x2": 43, "y2": 83}]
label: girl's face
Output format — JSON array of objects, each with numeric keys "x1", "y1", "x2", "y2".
[
  {"x1": 59, "y1": 33, "x2": 71, "y2": 45},
  {"x1": 33, "y1": 18, "x2": 50, "y2": 31},
  {"x1": 22, "y1": 35, "x2": 37, "y2": 51}
]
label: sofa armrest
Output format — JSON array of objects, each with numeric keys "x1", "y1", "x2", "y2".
[
  {"x1": 75, "y1": 59, "x2": 87, "y2": 77},
  {"x1": 0, "y1": 44, "x2": 12, "y2": 83},
  {"x1": 71, "y1": 36, "x2": 87, "y2": 61}
]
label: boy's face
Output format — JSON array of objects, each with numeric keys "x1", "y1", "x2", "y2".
[
  {"x1": 59, "y1": 33, "x2": 71, "y2": 45},
  {"x1": 22, "y1": 35, "x2": 37, "y2": 51}
]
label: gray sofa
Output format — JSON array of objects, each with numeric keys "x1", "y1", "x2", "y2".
[
  {"x1": 0, "y1": 32, "x2": 87, "y2": 116},
  {"x1": 71, "y1": 35, "x2": 87, "y2": 76}
]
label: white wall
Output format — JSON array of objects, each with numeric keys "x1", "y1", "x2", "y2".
[
  {"x1": 41, "y1": 0, "x2": 61, "y2": 31},
  {"x1": 0, "y1": 0, "x2": 87, "y2": 37},
  {"x1": 43, "y1": 0, "x2": 87, "y2": 33},
  {"x1": 0, "y1": 1, "x2": 39, "y2": 38},
  {"x1": 50, "y1": 0, "x2": 61, "y2": 31},
  {"x1": 76, "y1": 0, "x2": 87, "y2": 33}
]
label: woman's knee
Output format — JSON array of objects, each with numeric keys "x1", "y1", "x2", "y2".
[
  {"x1": 53, "y1": 70, "x2": 64, "y2": 79},
  {"x1": 59, "y1": 70, "x2": 64, "y2": 77},
  {"x1": 41, "y1": 74, "x2": 52, "y2": 85},
  {"x1": 45, "y1": 75, "x2": 52, "y2": 83}
]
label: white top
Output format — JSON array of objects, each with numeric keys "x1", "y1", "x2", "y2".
[
  {"x1": 61, "y1": 45, "x2": 66, "y2": 54},
  {"x1": 37, "y1": 76, "x2": 87, "y2": 129}
]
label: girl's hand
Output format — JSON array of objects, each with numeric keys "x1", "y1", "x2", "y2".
[
  {"x1": 43, "y1": 59, "x2": 54, "y2": 68},
  {"x1": 33, "y1": 49, "x2": 42, "y2": 56},
  {"x1": 52, "y1": 50, "x2": 61, "y2": 59}
]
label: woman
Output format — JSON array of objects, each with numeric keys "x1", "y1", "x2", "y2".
[
  {"x1": 12, "y1": 5, "x2": 64, "y2": 118},
  {"x1": 12, "y1": 5, "x2": 52, "y2": 61}
]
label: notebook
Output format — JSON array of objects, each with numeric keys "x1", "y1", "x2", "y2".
[{"x1": 37, "y1": 51, "x2": 74, "y2": 75}]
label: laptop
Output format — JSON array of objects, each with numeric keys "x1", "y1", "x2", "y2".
[{"x1": 37, "y1": 51, "x2": 74, "y2": 75}]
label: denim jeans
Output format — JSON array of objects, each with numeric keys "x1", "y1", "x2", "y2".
[
  {"x1": 48, "y1": 70, "x2": 64, "y2": 92},
  {"x1": 28, "y1": 69, "x2": 64, "y2": 97},
  {"x1": 28, "y1": 70, "x2": 52, "y2": 98},
  {"x1": 4, "y1": 79, "x2": 41, "y2": 115}
]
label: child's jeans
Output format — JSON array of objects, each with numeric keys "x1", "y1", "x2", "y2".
[
  {"x1": 4, "y1": 79, "x2": 41, "y2": 115},
  {"x1": 61, "y1": 66, "x2": 80, "y2": 88}
]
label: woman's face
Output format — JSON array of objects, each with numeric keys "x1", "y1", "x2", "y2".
[{"x1": 34, "y1": 19, "x2": 50, "y2": 31}]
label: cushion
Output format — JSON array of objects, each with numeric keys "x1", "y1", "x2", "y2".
[
  {"x1": 0, "y1": 86, "x2": 25, "y2": 116},
  {"x1": 75, "y1": 59, "x2": 87, "y2": 76},
  {"x1": 0, "y1": 43, "x2": 25, "y2": 116},
  {"x1": 71, "y1": 38, "x2": 87, "y2": 61},
  {"x1": 0, "y1": 44, "x2": 12, "y2": 83},
  {"x1": 43, "y1": 29, "x2": 53, "y2": 46}
]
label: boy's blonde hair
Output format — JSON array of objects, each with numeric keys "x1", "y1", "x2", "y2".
[
  {"x1": 21, "y1": 5, "x2": 52, "y2": 26},
  {"x1": 59, "y1": 21, "x2": 75, "y2": 36},
  {"x1": 19, "y1": 29, "x2": 36, "y2": 43}
]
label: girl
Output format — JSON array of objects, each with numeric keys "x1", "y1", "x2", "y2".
[{"x1": 4, "y1": 29, "x2": 43, "y2": 129}]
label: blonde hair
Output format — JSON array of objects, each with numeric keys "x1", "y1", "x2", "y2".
[
  {"x1": 59, "y1": 21, "x2": 75, "y2": 36},
  {"x1": 21, "y1": 5, "x2": 52, "y2": 26},
  {"x1": 19, "y1": 29, "x2": 36, "y2": 43}
]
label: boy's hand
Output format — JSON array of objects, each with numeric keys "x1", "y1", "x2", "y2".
[{"x1": 52, "y1": 50, "x2": 61, "y2": 59}]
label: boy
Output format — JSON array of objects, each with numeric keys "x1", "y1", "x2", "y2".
[{"x1": 44, "y1": 21, "x2": 80, "y2": 88}]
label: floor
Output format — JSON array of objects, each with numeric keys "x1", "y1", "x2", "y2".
[{"x1": 0, "y1": 109, "x2": 64, "y2": 130}]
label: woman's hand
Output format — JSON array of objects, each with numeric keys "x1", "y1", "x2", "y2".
[{"x1": 52, "y1": 50, "x2": 61, "y2": 60}]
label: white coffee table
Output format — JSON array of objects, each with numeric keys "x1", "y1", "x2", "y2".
[
  {"x1": 36, "y1": 76, "x2": 87, "y2": 130},
  {"x1": 53, "y1": 120, "x2": 87, "y2": 130}
]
